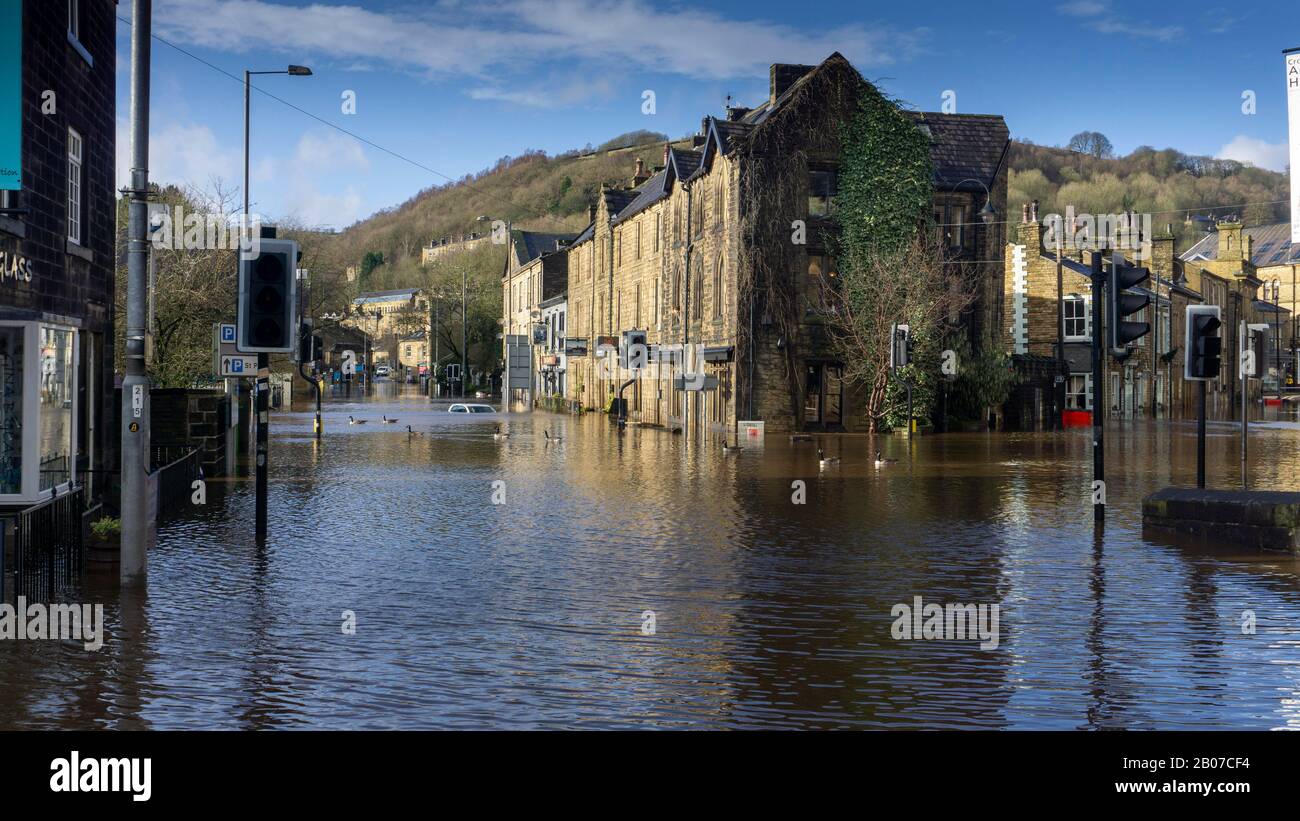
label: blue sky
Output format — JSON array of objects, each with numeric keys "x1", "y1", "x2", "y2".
[{"x1": 113, "y1": 0, "x2": 1300, "y2": 231}]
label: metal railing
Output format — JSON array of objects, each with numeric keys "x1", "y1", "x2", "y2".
[
  {"x1": 154, "y1": 444, "x2": 201, "y2": 518},
  {"x1": 4, "y1": 485, "x2": 85, "y2": 603}
]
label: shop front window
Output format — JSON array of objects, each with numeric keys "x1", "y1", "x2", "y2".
[
  {"x1": 40, "y1": 327, "x2": 75, "y2": 490},
  {"x1": 0, "y1": 326, "x2": 23, "y2": 494}
]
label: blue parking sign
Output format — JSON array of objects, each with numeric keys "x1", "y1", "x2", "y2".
[
  {"x1": 221, "y1": 325, "x2": 236, "y2": 343},
  {"x1": 231, "y1": 358, "x2": 244, "y2": 374}
]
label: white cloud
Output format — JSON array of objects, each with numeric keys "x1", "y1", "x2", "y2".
[
  {"x1": 115, "y1": 119, "x2": 243, "y2": 192},
  {"x1": 1057, "y1": 1, "x2": 1183, "y2": 41},
  {"x1": 151, "y1": 0, "x2": 925, "y2": 90},
  {"x1": 1218, "y1": 135, "x2": 1289, "y2": 173},
  {"x1": 1061, "y1": 1, "x2": 1107, "y2": 16},
  {"x1": 282, "y1": 129, "x2": 370, "y2": 228}
]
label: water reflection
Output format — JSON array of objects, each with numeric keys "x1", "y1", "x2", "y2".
[{"x1": 3, "y1": 384, "x2": 1300, "y2": 728}]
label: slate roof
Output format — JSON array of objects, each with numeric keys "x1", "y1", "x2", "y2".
[
  {"x1": 732, "y1": 55, "x2": 1009, "y2": 192},
  {"x1": 1180, "y1": 223, "x2": 1300, "y2": 268},
  {"x1": 611, "y1": 169, "x2": 669, "y2": 225},
  {"x1": 1254, "y1": 299, "x2": 1291, "y2": 314},
  {"x1": 509, "y1": 230, "x2": 576, "y2": 269},
  {"x1": 907, "y1": 112, "x2": 1010, "y2": 191},
  {"x1": 667, "y1": 147, "x2": 702, "y2": 181},
  {"x1": 603, "y1": 188, "x2": 638, "y2": 216},
  {"x1": 353, "y1": 288, "x2": 420, "y2": 304}
]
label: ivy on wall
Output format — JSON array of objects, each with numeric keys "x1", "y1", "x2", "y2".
[{"x1": 836, "y1": 87, "x2": 933, "y2": 261}]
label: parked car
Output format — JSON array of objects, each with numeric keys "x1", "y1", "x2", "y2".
[
  {"x1": 374, "y1": 365, "x2": 391, "y2": 378},
  {"x1": 448, "y1": 403, "x2": 496, "y2": 414}
]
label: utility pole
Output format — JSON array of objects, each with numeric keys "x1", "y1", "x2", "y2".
[
  {"x1": 461, "y1": 270, "x2": 467, "y2": 398},
  {"x1": 120, "y1": 0, "x2": 153, "y2": 584}
]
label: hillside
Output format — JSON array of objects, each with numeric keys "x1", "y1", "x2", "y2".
[
  {"x1": 1006, "y1": 141, "x2": 1290, "y2": 252},
  {"x1": 328, "y1": 131, "x2": 682, "y2": 293}
]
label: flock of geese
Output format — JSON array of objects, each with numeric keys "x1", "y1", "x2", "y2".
[{"x1": 346, "y1": 413, "x2": 896, "y2": 467}]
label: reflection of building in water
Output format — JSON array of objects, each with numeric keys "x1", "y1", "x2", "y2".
[{"x1": 0, "y1": 0, "x2": 117, "y2": 507}]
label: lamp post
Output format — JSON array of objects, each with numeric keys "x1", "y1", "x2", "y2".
[
  {"x1": 478, "y1": 215, "x2": 512, "y2": 402},
  {"x1": 243, "y1": 63, "x2": 310, "y2": 542}
]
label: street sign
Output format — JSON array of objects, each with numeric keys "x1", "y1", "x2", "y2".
[
  {"x1": 220, "y1": 355, "x2": 259, "y2": 377},
  {"x1": 214, "y1": 322, "x2": 249, "y2": 377},
  {"x1": 506, "y1": 334, "x2": 530, "y2": 391}
]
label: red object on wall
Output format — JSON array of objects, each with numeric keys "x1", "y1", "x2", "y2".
[
  {"x1": 1062, "y1": 410, "x2": 1092, "y2": 427},
  {"x1": 1265, "y1": 398, "x2": 1282, "y2": 407}
]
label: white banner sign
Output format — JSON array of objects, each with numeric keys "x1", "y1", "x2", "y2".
[{"x1": 1288, "y1": 50, "x2": 1300, "y2": 244}]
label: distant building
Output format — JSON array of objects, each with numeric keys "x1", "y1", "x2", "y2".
[
  {"x1": 539, "y1": 294, "x2": 567, "y2": 399},
  {"x1": 345, "y1": 287, "x2": 426, "y2": 365},
  {"x1": 501, "y1": 230, "x2": 573, "y2": 404},
  {"x1": 0, "y1": 0, "x2": 117, "y2": 505},
  {"x1": 397, "y1": 329, "x2": 428, "y2": 377},
  {"x1": 421, "y1": 232, "x2": 492, "y2": 265},
  {"x1": 1180, "y1": 221, "x2": 1295, "y2": 393}
]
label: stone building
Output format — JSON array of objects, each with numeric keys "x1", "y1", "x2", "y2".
[
  {"x1": 344, "y1": 287, "x2": 425, "y2": 366},
  {"x1": 1002, "y1": 206, "x2": 1201, "y2": 427},
  {"x1": 562, "y1": 53, "x2": 1009, "y2": 434},
  {"x1": 1181, "y1": 221, "x2": 1297, "y2": 390},
  {"x1": 0, "y1": 0, "x2": 117, "y2": 506},
  {"x1": 1002, "y1": 213, "x2": 1289, "y2": 427}
]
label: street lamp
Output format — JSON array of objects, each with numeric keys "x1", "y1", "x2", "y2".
[{"x1": 243, "y1": 65, "x2": 313, "y2": 223}]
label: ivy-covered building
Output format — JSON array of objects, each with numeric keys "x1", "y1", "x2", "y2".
[{"x1": 561, "y1": 53, "x2": 1008, "y2": 434}]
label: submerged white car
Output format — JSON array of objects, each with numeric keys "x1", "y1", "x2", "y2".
[{"x1": 448, "y1": 403, "x2": 496, "y2": 414}]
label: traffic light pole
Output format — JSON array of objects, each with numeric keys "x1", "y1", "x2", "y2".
[
  {"x1": 256, "y1": 355, "x2": 269, "y2": 539},
  {"x1": 1197, "y1": 381, "x2": 1207, "y2": 489},
  {"x1": 1091, "y1": 254, "x2": 1105, "y2": 521}
]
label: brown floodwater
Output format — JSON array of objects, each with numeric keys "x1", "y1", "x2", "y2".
[{"x1": 3, "y1": 383, "x2": 1300, "y2": 729}]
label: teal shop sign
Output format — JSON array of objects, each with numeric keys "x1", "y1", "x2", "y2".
[{"x1": 0, "y1": 0, "x2": 19, "y2": 191}]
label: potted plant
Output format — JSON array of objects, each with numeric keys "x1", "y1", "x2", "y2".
[{"x1": 88, "y1": 516, "x2": 121, "y2": 563}]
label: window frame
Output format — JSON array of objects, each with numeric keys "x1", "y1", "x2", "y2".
[
  {"x1": 0, "y1": 321, "x2": 79, "y2": 504},
  {"x1": 1063, "y1": 295, "x2": 1089, "y2": 342},
  {"x1": 67, "y1": 127, "x2": 83, "y2": 246}
]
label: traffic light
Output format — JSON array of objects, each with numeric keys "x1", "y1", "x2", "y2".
[
  {"x1": 297, "y1": 319, "x2": 323, "y2": 364},
  {"x1": 620, "y1": 329, "x2": 648, "y2": 371},
  {"x1": 238, "y1": 239, "x2": 299, "y2": 352},
  {"x1": 1184, "y1": 305, "x2": 1222, "y2": 380},
  {"x1": 1107, "y1": 257, "x2": 1151, "y2": 351},
  {"x1": 891, "y1": 323, "x2": 911, "y2": 370}
]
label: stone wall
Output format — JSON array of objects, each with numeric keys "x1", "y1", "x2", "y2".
[{"x1": 150, "y1": 389, "x2": 230, "y2": 475}]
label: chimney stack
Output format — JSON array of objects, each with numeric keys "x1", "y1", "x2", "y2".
[{"x1": 769, "y1": 63, "x2": 815, "y2": 105}]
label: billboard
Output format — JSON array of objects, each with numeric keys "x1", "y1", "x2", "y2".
[{"x1": 0, "y1": 0, "x2": 20, "y2": 191}]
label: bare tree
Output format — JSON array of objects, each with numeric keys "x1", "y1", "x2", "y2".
[{"x1": 816, "y1": 232, "x2": 976, "y2": 432}]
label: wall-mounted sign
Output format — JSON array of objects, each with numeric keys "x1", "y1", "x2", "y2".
[
  {"x1": 564, "y1": 337, "x2": 588, "y2": 357},
  {"x1": 0, "y1": 249, "x2": 34, "y2": 283},
  {"x1": 1287, "y1": 49, "x2": 1300, "y2": 243},
  {"x1": 0, "y1": 0, "x2": 18, "y2": 191}
]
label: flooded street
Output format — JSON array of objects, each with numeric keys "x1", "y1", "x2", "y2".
[{"x1": 4, "y1": 385, "x2": 1300, "y2": 729}]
